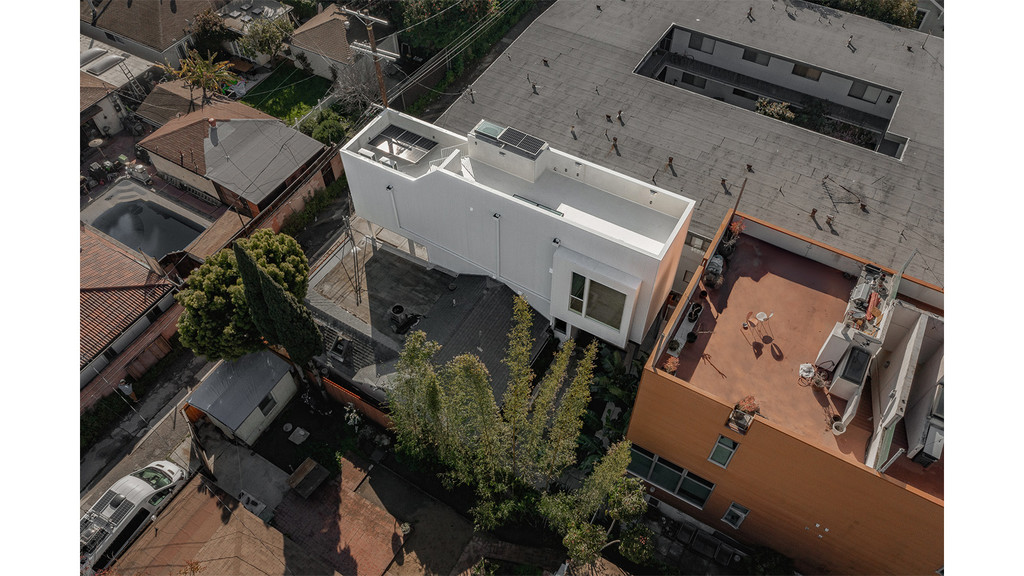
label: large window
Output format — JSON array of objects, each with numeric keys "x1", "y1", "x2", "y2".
[
  {"x1": 708, "y1": 435, "x2": 739, "y2": 468},
  {"x1": 742, "y1": 49, "x2": 770, "y2": 66},
  {"x1": 567, "y1": 273, "x2": 627, "y2": 330},
  {"x1": 792, "y1": 63, "x2": 822, "y2": 81},
  {"x1": 688, "y1": 33, "x2": 716, "y2": 54},
  {"x1": 629, "y1": 446, "x2": 716, "y2": 509},
  {"x1": 258, "y1": 393, "x2": 277, "y2": 416},
  {"x1": 722, "y1": 502, "x2": 750, "y2": 529},
  {"x1": 849, "y1": 80, "x2": 882, "y2": 104}
]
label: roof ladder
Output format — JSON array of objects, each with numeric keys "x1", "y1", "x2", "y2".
[{"x1": 117, "y1": 60, "x2": 145, "y2": 101}]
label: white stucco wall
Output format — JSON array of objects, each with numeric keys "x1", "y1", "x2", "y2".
[
  {"x1": 341, "y1": 114, "x2": 694, "y2": 347},
  {"x1": 234, "y1": 371, "x2": 297, "y2": 446}
]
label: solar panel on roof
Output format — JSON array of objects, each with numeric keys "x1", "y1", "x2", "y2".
[{"x1": 498, "y1": 127, "x2": 546, "y2": 158}]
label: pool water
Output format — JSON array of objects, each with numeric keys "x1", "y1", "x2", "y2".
[{"x1": 90, "y1": 199, "x2": 205, "y2": 258}]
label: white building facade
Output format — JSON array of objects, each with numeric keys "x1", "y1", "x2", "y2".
[{"x1": 340, "y1": 109, "x2": 696, "y2": 349}]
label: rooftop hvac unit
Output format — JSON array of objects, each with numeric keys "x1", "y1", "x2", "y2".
[
  {"x1": 851, "y1": 281, "x2": 872, "y2": 309},
  {"x1": 357, "y1": 148, "x2": 377, "y2": 161},
  {"x1": 379, "y1": 156, "x2": 397, "y2": 169}
]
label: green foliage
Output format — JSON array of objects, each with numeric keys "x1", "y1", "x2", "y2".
[
  {"x1": 239, "y1": 16, "x2": 294, "y2": 58},
  {"x1": 540, "y1": 341, "x2": 594, "y2": 481},
  {"x1": 398, "y1": 0, "x2": 497, "y2": 53},
  {"x1": 234, "y1": 243, "x2": 323, "y2": 367},
  {"x1": 387, "y1": 296, "x2": 597, "y2": 531},
  {"x1": 605, "y1": 477, "x2": 647, "y2": 522},
  {"x1": 301, "y1": 109, "x2": 350, "y2": 145},
  {"x1": 189, "y1": 7, "x2": 233, "y2": 59},
  {"x1": 280, "y1": 0, "x2": 317, "y2": 20},
  {"x1": 618, "y1": 522, "x2": 655, "y2": 566},
  {"x1": 175, "y1": 230, "x2": 308, "y2": 361},
  {"x1": 755, "y1": 98, "x2": 796, "y2": 122},
  {"x1": 280, "y1": 175, "x2": 350, "y2": 237},
  {"x1": 562, "y1": 521, "x2": 606, "y2": 568},
  {"x1": 160, "y1": 49, "x2": 238, "y2": 107},
  {"x1": 804, "y1": 0, "x2": 918, "y2": 28},
  {"x1": 241, "y1": 61, "x2": 332, "y2": 121}
]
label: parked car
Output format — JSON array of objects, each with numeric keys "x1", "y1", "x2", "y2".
[{"x1": 80, "y1": 461, "x2": 187, "y2": 575}]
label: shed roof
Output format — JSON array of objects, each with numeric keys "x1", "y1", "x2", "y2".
[
  {"x1": 188, "y1": 350, "x2": 291, "y2": 430},
  {"x1": 438, "y1": 0, "x2": 944, "y2": 285}
]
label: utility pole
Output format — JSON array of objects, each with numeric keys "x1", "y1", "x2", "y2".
[{"x1": 341, "y1": 7, "x2": 399, "y2": 109}]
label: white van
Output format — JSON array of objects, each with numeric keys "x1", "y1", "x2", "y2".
[{"x1": 80, "y1": 461, "x2": 186, "y2": 574}]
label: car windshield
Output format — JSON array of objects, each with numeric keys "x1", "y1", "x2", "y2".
[{"x1": 130, "y1": 467, "x2": 172, "y2": 489}]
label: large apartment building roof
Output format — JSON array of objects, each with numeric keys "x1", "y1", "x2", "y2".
[{"x1": 438, "y1": 0, "x2": 944, "y2": 285}]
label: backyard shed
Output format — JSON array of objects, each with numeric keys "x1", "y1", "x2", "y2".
[{"x1": 186, "y1": 350, "x2": 296, "y2": 446}]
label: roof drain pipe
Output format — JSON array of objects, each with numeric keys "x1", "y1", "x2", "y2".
[{"x1": 492, "y1": 212, "x2": 501, "y2": 280}]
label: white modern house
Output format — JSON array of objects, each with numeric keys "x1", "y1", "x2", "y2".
[{"x1": 340, "y1": 109, "x2": 696, "y2": 349}]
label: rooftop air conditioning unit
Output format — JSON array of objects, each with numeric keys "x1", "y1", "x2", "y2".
[
  {"x1": 379, "y1": 156, "x2": 397, "y2": 169},
  {"x1": 357, "y1": 148, "x2": 377, "y2": 161}
]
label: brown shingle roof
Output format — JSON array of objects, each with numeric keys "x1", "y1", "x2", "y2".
[
  {"x1": 81, "y1": 0, "x2": 230, "y2": 52},
  {"x1": 135, "y1": 80, "x2": 210, "y2": 126},
  {"x1": 80, "y1": 70, "x2": 118, "y2": 113},
  {"x1": 112, "y1": 475, "x2": 341, "y2": 576},
  {"x1": 290, "y1": 3, "x2": 353, "y2": 64},
  {"x1": 139, "y1": 99, "x2": 274, "y2": 175},
  {"x1": 80, "y1": 225, "x2": 174, "y2": 368}
]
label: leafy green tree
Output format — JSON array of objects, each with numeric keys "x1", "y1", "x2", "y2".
[
  {"x1": 618, "y1": 522, "x2": 655, "y2": 565},
  {"x1": 501, "y1": 296, "x2": 536, "y2": 481},
  {"x1": 240, "y1": 17, "x2": 295, "y2": 59},
  {"x1": 398, "y1": 0, "x2": 497, "y2": 53},
  {"x1": 175, "y1": 230, "x2": 308, "y2": 361},
  {"x1": 234, "y1": 243, "x2": 323, "y2": 367},
  {"x1": 805, "y1": 0, "x2": 918, "y2": 28},
  {"x1": 160, "y1": 49, "x2": 238, "y2": 107},
  {"x1": 387, "y1": 330, "x2": 445, "y2": 459},
  {"x1": 189, "y1": 7, "x2": 233, "y2": 59},
  {"x1": 562, "y1": 521, "x2": 606, "y2": 567},
  {"x1": 540, "y1": 340, "x2": 596, "y2": 482},
  {"x1": 280, "y1": 0, "x2": 317, "y2": 20}
]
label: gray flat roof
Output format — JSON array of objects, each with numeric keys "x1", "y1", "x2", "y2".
[
  {"x1": 80, "y1": 34, "x2": 158, "y2": 91},
  {"x1": 204, "y1": 120, "x2": 324, "y2": 204},
  {"x1": 438, "y1": 0, "x2": 944, "y2": 286}
]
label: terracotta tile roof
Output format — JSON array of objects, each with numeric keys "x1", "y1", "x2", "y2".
[
  {"x1": 80, "y1": 70, "x2": 118, "y2": 113},
  {"x1": 139, "y1": 99, "x2": 274, "y2": 175},
  {"x1": 112, "y1": 475, "x2": 341, "y2": 576},
  {"x1": 81, "y1": 225, "x2": 174, "y2": 368},
  {"x1": 290, "y1": 4, "x2": 353, "y2": 64},
  {"x1": 81, "y1": 0, "x2": 230, "y2": 52},
  {"x1": 135, "y1": 80, "x2": 214, "y2": 126}
]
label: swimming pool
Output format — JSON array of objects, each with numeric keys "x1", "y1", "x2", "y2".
[{"x1": 81, "y1": 180, "x2": 212, "y2": 258}]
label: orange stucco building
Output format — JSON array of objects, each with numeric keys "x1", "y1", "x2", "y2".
[{"x1": 626, "y1": 211, "x2": 943, "y2": 575}]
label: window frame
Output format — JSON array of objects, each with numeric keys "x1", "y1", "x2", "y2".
[
  {"x1": 791, "y1": 63, "x2": 822, "y2": 81},
  {"x1": 849, "y1": 81, "x2": 881, "y2": 104},
  {"x1": 686, "y1": 232, "x2": 710, "y2": 251},
  {"x1": 680, "y1": 72, "x2": 707, "y2": 89},
  {"x1": 566, "y1": 272, "x2": 627, "y2": 331},
  {"x1": 628, "y1": 447, "x2": 716, "y2": 509},
  {"x1": 258, "y1": 392, "x2": 277, "y2": 416},
  {"x1": 742, "y1": 49, "x2": 770, "y2": 66},
  {"x1": 708, "y1": 435, "x2": 739, "y2": 468},
  {"x1": 722, "y1": 502, "x2": 750, "y2": 529}
]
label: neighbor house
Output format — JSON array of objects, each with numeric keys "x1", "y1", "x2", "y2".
[
  {"x1": 287, "y1": 3, "x2": 398, "y2": 84},
  {"x1": 184, "y1": 350, "x2": 297, "y2": 446},
  {"x1": 625, "y1": 209, "x2": 943, "y2": 574},
  {"x1": 80, "y1": 71, "x2": 126, "y2": 143},
  {"x1": 340, "y1": 108, "x2": 696, "y2": 350},
  {"x1": 138, "y1": 99, "x2": 341, "y2": 217},
  {"x1": 80, "y1": 0, "x2": 230, "y2": 68},
  {"x1": 217, "y1": 0, "x2": 295, "y2": 68},
  {"x1": 80, "y1": 34, "x2": 161, "y2": 130},
  {"x1": 80, "y1": 224, "x2": 180, "y2": 410},
  {"x1": 112, "y1": 474, "x2": 341, "y2": 575}
]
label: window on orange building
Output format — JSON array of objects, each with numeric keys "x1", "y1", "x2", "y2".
[
  {"x1": 708, "y1": 435, "x2": 739, "y2": 468},
  {"x1": 722, "y1": 502, "x2": 750, "y2": 529}
]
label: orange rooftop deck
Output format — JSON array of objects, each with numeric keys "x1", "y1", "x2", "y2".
[{"x1": 663, "y1": 234, "x2": 942, "y2": 500}]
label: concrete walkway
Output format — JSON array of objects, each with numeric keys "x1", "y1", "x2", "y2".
[{"x1": 80, "y1": 351, "x2": 214, "y2": 504}]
